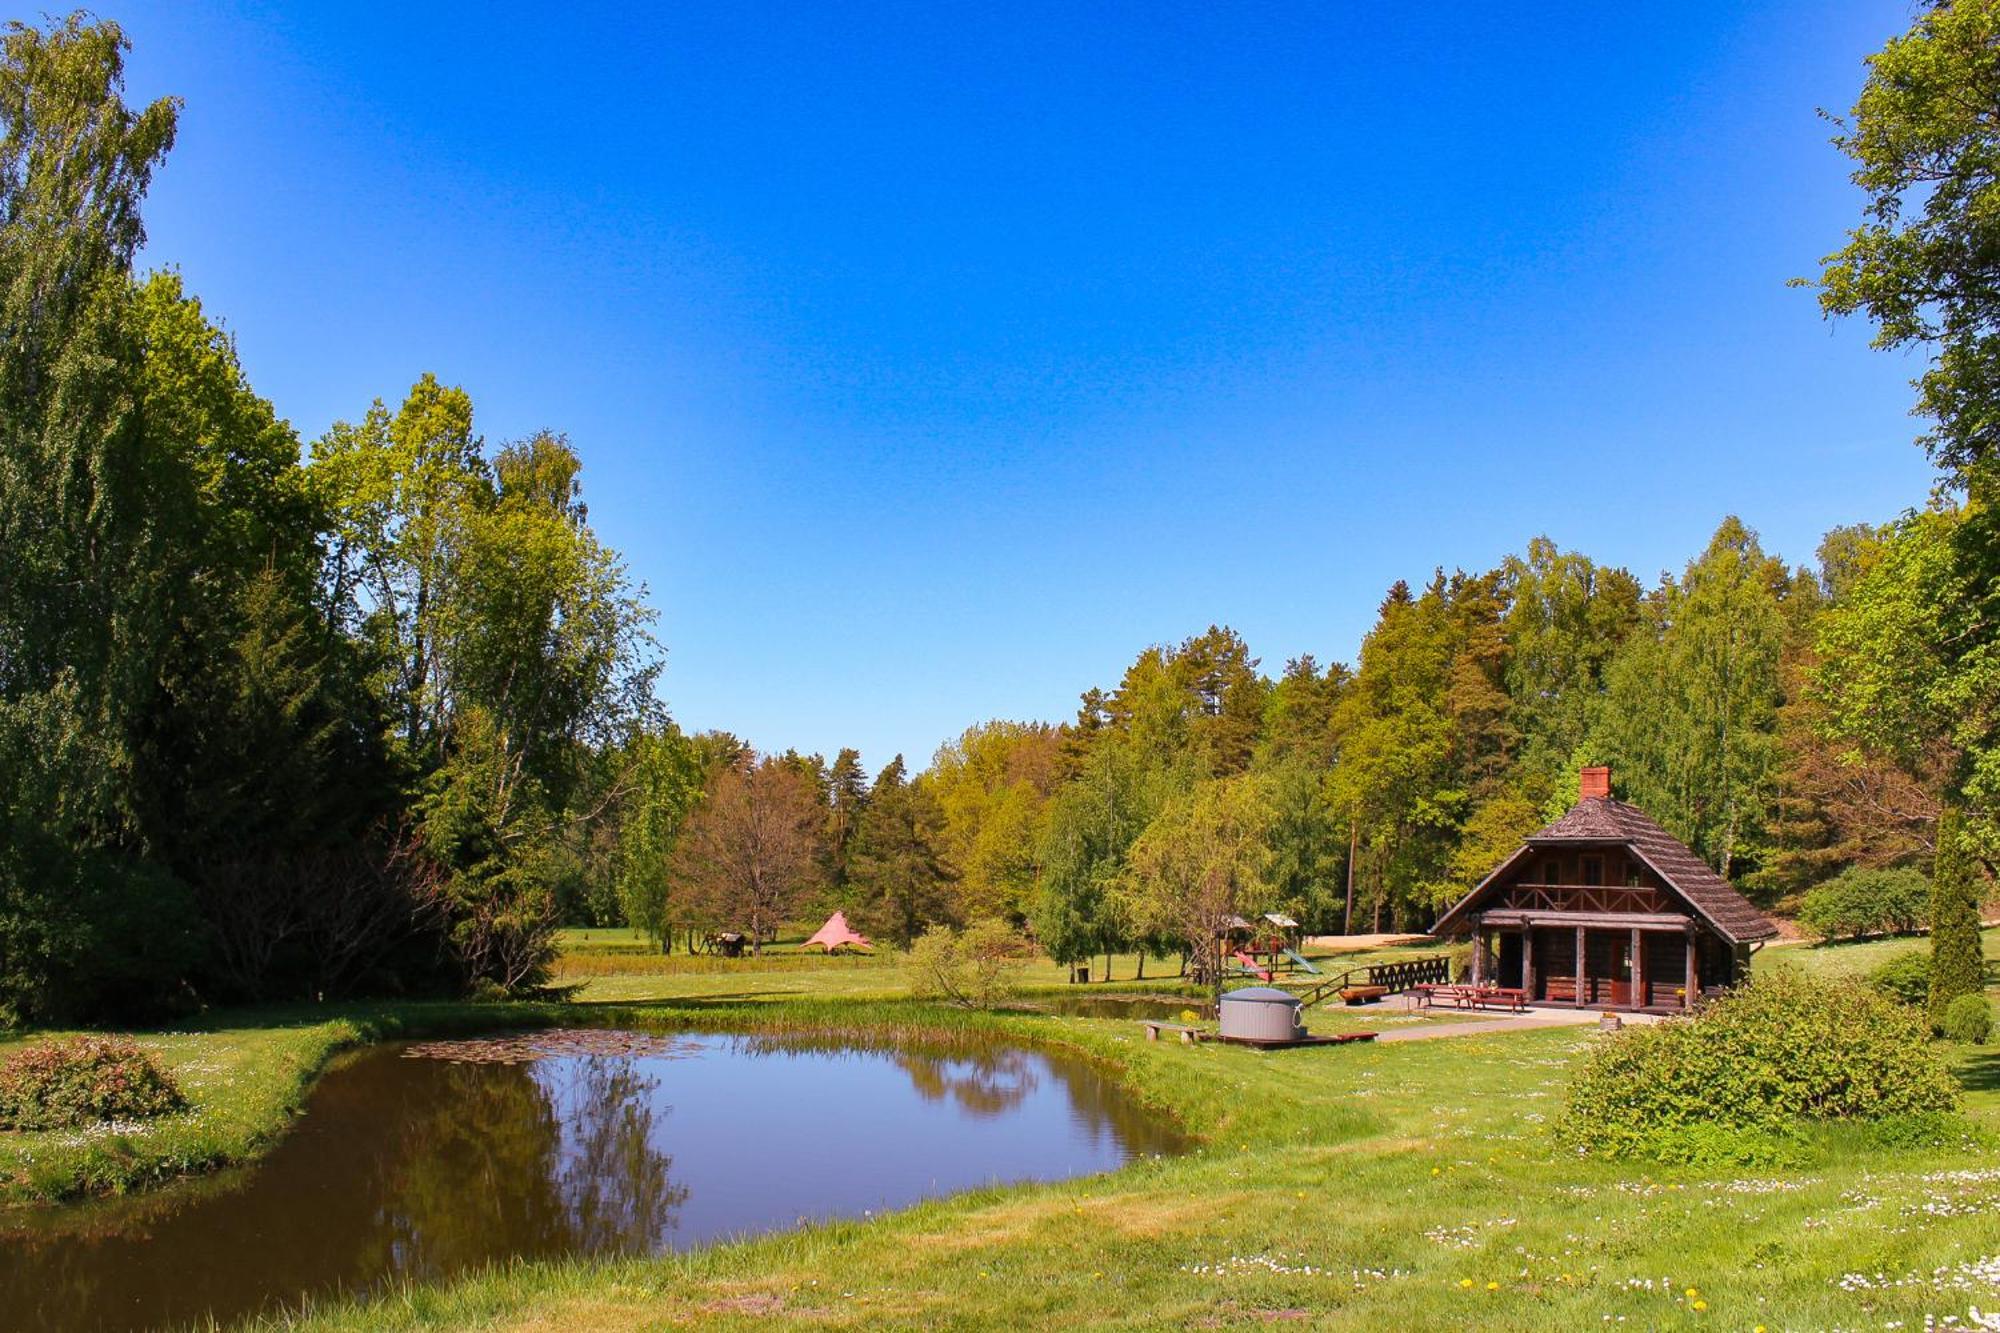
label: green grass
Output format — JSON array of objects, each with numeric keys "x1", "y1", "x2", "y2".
[
  {"x1": 10, "y1": 933, "x2": 2000, "y2": 1330},
  {"x1": 1764, "y1": 923, "x2": 2000, "y2": 981},
  {"x1": 257, "y1": 1000, "x2": 2000, "y2": 1332}
]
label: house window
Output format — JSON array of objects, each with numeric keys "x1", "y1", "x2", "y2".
[{"x1": 1581, "y1": 856, "x2": 1603, "y2": 886}]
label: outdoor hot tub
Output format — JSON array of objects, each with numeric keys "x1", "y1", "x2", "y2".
[{"x1": 1218, "y1": 986, "x2": 1305, "y2": 1043}]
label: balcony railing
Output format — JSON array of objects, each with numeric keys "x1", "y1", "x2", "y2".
[{"x1": 1496, "y1": 883, "x2": 1669, "y2": 915}]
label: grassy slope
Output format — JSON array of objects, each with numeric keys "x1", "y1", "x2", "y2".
[{"x1": 268, "y1": 938, "x2": 2000, "y2": 1333}]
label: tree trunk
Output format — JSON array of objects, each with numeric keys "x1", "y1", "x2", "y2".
[{"x1": 1344, "y1": 819, "x2": 1358, "y2": 935}]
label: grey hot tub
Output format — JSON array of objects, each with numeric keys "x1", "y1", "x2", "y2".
[{"x1": 1218, "y1": 986, "x2": 1305, "y2": 1043}]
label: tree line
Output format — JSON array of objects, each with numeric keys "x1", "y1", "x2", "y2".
[
  {"x1": 5, "y1": 7, "x2": 1996, "y2": 1024},
  {"x1": 612, "y1": 502, "x2": 1989, "y2": 987},
  {"x1": 0, "y1": 17, "x2": 667, "y2": 1022},
  {"x1": 618, "y1": 2, "x2": 2000, "y2": 977}
]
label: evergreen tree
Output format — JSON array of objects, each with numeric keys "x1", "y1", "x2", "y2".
[
  {"x1": 1929, "y1": 806, "x2": 1987, "y2": 1031},
  {"x1": 847, "y1": 756, "x2": 955, "y2": 946},
  {"x1": 825, "y1": 746, "x2": 871, "y2": 893}
]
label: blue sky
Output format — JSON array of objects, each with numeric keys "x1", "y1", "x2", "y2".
[{"x1": 113, "y1": 2, "x2": 1935, "y2": 771}]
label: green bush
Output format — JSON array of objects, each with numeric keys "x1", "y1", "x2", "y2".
[
  {"x1": 1798, "y1": 867, "x2": 1929, "y2": 942},
  {"x1": 907, "y1": 920, "x2": 1029, "y2": 1009},
  {"x1": 1942, "y1": 992, "x2": 1994, "y2": 1045},
  {"x1": 1559, "y1": 970, "x2": 1960, "y2": 1161},
  {"x1": 1446, "y1": 940, "x2": 1474, "y2": 983},
  {"x1": 0, "y1": 1036, "x2": 186, "y2": 1130},
  {"x1": 1869, "y1": 950, "x2": 1932, "y2": 1007}
]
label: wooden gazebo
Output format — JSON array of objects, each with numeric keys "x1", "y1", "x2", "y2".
[{"x1": 1431, "y1": 767, "x2": 1777, "y2": 1011}]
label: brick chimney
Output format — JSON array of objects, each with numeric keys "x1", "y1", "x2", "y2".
[{"x1": 1580, "y1": 765, "x2": 1612, "y2": 801}]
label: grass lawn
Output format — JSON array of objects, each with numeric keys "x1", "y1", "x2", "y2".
[
  {"x1": 261, "y1": 1001, "x2": 2000, "y2": 1332},
  {"x1": 7, "y1": 933, "x2": 2000, "y2": 1330},
  {"x1": 1763, "y1": 924, "x2": 2000, "y2": 985}
]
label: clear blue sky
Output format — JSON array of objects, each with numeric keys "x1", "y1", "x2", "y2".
[{"x1": 113, "y1": 1, "x2": 1935, "y2": 772}]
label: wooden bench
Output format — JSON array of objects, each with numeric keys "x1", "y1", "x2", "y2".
[
  {"x1": 1141, "y1": 1021, "x2": 1204, "y2": 1044},
  {"x1": 1340, "y1": 985, "x2": 1389, "y2": 1005},
  {"x1": 1415, "y1": 984, "x2": 1528, "y2": 1013}
]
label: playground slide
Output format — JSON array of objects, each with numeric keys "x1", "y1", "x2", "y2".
[
  {"x1": 1280, "y1": 948, "x2": 1321, "y2": 975},
  {"x1": 1231, "y1": 951, "x2": 1273, "y2": 981}
]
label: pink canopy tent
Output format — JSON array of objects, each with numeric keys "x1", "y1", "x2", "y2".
[{"x1": 803, "y1": 911, "x2": 872, "y2": 953}]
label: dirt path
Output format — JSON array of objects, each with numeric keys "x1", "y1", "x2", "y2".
[
  {"x1": 1301, "y1": 933, "x2": 1434, "y2": 950},
  {"x1": 1368, "y1": 1006, "x2": 1655, "y2": 1042}
]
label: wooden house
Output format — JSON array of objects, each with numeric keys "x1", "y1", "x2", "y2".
[{"x1": 1431, "y1": 767, "x2": 1777, "y2": 1011}]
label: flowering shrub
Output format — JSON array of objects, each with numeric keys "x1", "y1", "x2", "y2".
[
  {"x1": 0, "y1": 1037, "x2": 186, "y2": 1131},
  {"x1": 1943, "y1": 993, "x2": 1994, "y2": 1045},
  {"x1": 1559, "y1": 971, "x2": 1959, "y2": 1161}
]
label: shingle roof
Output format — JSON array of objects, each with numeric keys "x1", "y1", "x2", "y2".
[{"x1": 1434, "y1": 797, "x2": 1779, "y2": 944}]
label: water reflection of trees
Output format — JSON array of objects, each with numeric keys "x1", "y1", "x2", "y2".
[
  {"x1": 540, "y1": 1056, "x2": 689, "y2": 1250},
  {"x1": 891, "y1": 1048, "x2": 1038, "y2": 1116},
  {"x1": 0, "y1": 1036, "x2": 1188, "y2": 1333},
  {"x1": 737, "y1": 1032, "x2": 1186, "y2": 1155},
  {"x1": 372, "y1": 1055, "x2": 685, "y2": 1278}
]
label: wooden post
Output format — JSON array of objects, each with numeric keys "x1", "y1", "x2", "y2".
[
  {"x1": 1574, "y1": 925, "x2": 1586, "y2": 1008},
  {"x1": 1522, "y1": 928, "x2": 1535, "y2": 1003},
  {"x1": 1470, "y1": 915, "x2": 1485, "y2": 987},
  {"x1": 1630, "y1": 926, "x2": 1643, "y2": 1010},
  {"x1": 1683, "y1": 928, "x2": 1697, "y2": 1011}
]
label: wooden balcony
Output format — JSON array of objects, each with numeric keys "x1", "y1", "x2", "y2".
[{"x1": 1494, "y1": 883, "x2": 1670, "y2": 915}]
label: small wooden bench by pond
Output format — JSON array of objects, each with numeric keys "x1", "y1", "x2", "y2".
[{"x1": 1141, "y1": 1021, "x2": 1204, "y2": 1044}]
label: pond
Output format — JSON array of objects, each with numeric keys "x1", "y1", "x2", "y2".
[
  {"x1": 1026, "y1": 993, "x2": 1214, "y2": 1022},
  {"x1": 0, "y1": 1029, "x2": 1188, "y2": 1333}
]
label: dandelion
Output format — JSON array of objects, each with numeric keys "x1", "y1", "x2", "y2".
[
  {"x1": 1460, "y1": 1279, "x2": 1475, "y2": 1289},
  {"x1": 1692, "y1": 1299, "x2": 1707, "y2": 1312},
  {"x1": 1486, "y1": 1281, "x2": 1500, "y2": 1291}
]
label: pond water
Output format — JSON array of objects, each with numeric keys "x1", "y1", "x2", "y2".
[
  {"x1": 1027, "y1": 994, "x2": 1214, "y2": 1022},
  {"x1": 0, "y1": 1029, "x2": 1187, "y2": 1333}
]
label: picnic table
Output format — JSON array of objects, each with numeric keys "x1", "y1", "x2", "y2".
[{"x1": 1412, "y1": 983, "x2": 1528, "y2": 1013}]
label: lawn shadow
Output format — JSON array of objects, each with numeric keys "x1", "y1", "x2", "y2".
[{"x1": 1955, "y1": 1048, "x2": 2000, "y2": 1095}]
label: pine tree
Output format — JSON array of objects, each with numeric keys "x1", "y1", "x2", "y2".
[
  {"x1": 847, "y1": 757, "x2": 955, "y2": 947},
  {"x1": 826, "y1": 747, "x2": 870, "y2": 893},
  {"x1": 1929, "y1": 806, "x2": 1986, "y2": 1032}
]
